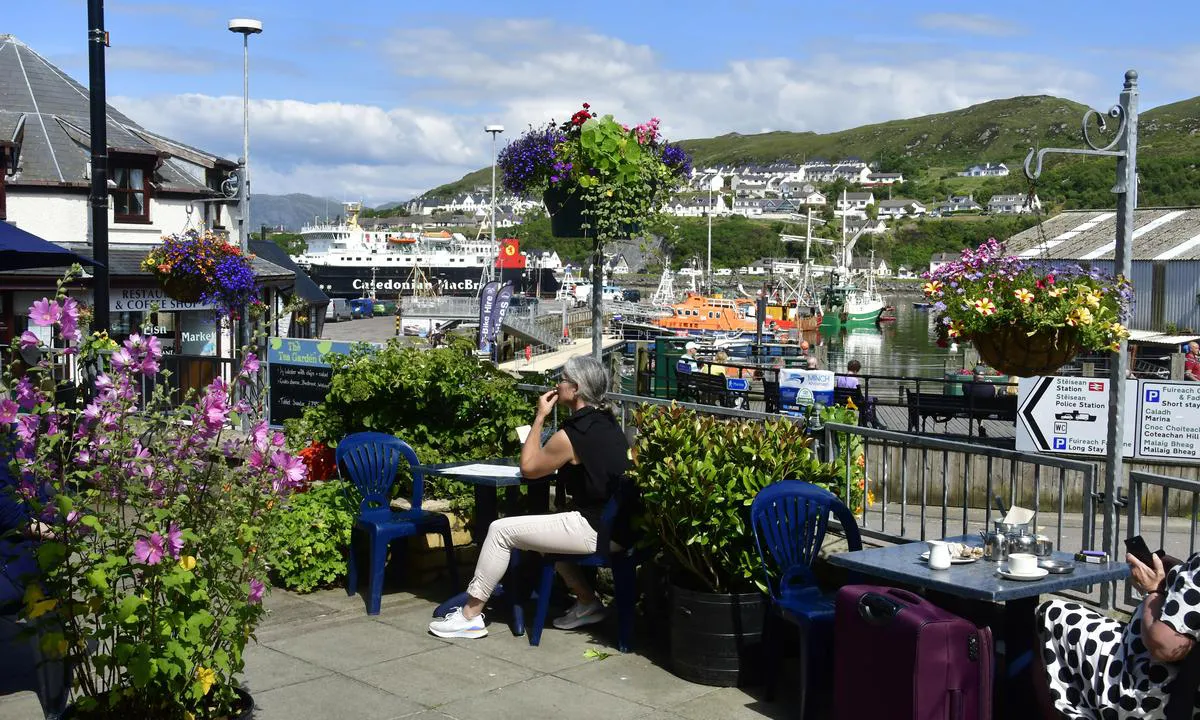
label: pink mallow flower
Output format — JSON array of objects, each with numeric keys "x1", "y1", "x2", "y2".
[
  {"x1": 59, "y1": 297, "x2": 81, "y2": 344},
  {"x1": 133, "y1": 533, "x2": 166, "y2": 565},
  {"x1": 19, "y1": 331, "x2": 40, "y2": 350},
  {"x1": 271, "y1": 451, "x2": 308, "y2": 492},
  {"x1": 241, "y1": 352, "x2": 260, "y2": 375},
  {"x1": 248, "y1": 578, "x2": 265, "y2": 605},
  {"x1": 15, "y1": 377, "x2": 42, "y2": 411},
  {"x1": 0, "y1": 398, "x2": 18, "y2": 425},
  {"x1": 28, "y1": 298, "x2": 62, "y2": 327},
  {"x1": 166, "y1": 523, "x2": 183, "y2": 559}
]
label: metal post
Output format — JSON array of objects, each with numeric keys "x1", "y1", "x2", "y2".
[
  {"x1": 706, "y1": 186, "x2": 712, "y2": 295},
  {"x1": 240, "y1": 32, "x2": 249, "y2": 252},
  {"x1": 87, "y1": 0, "x2": 110, "y2": 333},
  {"x1": 592, "y1": 234, "x2": 603, "y2": 361},
  {"x1": 485, "y1": 125, "x2": 504, "y2": 288},
  {"x1": 1103, "y1": 70, "x2": 1139, "y2": 565}
]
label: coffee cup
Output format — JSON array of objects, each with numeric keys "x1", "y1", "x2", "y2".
[{"x1": 1008, "y1": 553, "x2": 1038, "y2": 576}]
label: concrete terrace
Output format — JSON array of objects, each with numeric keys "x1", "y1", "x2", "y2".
[{"x1": 0, "y1": 578, "x2": 803, "y2": 720}]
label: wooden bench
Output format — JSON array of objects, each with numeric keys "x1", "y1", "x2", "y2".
[{"x1": 904, "y1": 389, "x2": 1018, "y2": 433}]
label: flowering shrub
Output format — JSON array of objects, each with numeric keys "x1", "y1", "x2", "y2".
[
  {"x1": 297, "y1": 440, "x2": 336, "y2": 485},
  {"x1": 498, "y1": 103, "x2": 692, "y2": 240},
  {"x1": 3, "y1": 274, "x2": 303, "y2": 718},
  {"x1": 142, "y1": 230, "x2": 258, "y2": 318},
  {"x1": 922, "y1": 238, "x2": 1132, "y2": 352}
]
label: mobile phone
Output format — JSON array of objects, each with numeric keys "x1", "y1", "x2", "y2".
[{"x1": 1125, "y1": 535, "x2": 1156, "y2": 567}]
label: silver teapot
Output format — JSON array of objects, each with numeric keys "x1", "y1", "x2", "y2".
[
  {"x1": 982, "y1": 530, "x2": 1008, "y2": 562},
  {"x1": 1007, "y1": 533, "x2": 1039, "y2": 557}
]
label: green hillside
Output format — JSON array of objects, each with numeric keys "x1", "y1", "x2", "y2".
[{"x1": 421, "y1": 94, "x2": 1200, "y2": 201}]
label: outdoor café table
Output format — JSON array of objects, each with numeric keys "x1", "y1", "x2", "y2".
[
  {"x1": 421, "y1": 459, "x2": 551, "y2": 633},
  {"x1": 826, "y1": 534, "x2": 1129, "y2": 720}
]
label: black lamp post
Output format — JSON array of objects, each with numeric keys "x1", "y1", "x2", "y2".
[{"x1": 87, "y1": 0, "x2": 110, "y2": 332}]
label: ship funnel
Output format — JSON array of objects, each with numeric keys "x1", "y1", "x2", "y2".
[{"x1": 344, "y1": 201, "x2": 362, "y2": 230}]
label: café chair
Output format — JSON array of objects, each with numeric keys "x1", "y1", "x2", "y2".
[
  {"x1": 751, "y1": 480, "x2": 862, "y2": 720},
  {"x1": 526, "y1": 488, "x2": 643, "y2": 652},
  {"x1": 337, "y1": 432, "x2": 459, "y2": 615}
]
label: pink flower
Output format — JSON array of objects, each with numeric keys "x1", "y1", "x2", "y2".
[
  {"x1": 0, "y1": 399, "x2": 18, "y2": 425},
  {"x1": 59, "y1": 297, "x2": 81, "y2": 343},
  {"x1": 166, "y1": 523, "x2": 183, "y2": 559},
  {"x1": 241, "y1": 352, "x2": 260, "y2": 375},
  {"x1": 133, "y1": 533, "x2": 165, "y2": 565},
  {"x1": 19, "y1": 331, "x2": 40, "y2": 350},
  {"x1": 271, "y1": 451, "x2": 308, "y2": 492},
  {"x1": 28, "y1": 298, "x2": 62, "y2": 327},
  {"x1": 15, "y1": 377, "x2": 42, "y2": 411},
  {"x1": 248, "y1": 578, "x2": 265, "y2": 605},
  {"x1": 15, "y1": 415, "x2": 39, "y2": 443},
  {"x1": 252, "y1": 420, "x2": 271, "y2": 452},
  {"x1": 110, "y1": 347, "x2": 134, "y2": 373}
]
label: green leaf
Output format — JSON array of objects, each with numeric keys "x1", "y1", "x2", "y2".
[
  {"x1": 85, "y1": 568, "x2": 108, "y2": 591},
  {"x1": 117, "y1": 594, "x2": 144, "y2": 623},
  {"x1": 583, "y1": 648, "x2": 611, "y2": 661}
]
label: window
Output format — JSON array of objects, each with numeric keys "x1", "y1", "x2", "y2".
[{"x1": 111, "y1": 154, "x2": 153, "y2": 223}]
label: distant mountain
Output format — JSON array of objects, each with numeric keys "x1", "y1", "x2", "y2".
[
  {"x1": 420, "y1": 93, "x2": 1200, "y2": 197},
  {"x1": 249, "y1": 193, "x2": 343, "y2": 232}
]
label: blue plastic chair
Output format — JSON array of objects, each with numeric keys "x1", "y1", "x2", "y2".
[
  {"x1": 337, "y1": 432, "x2": 460, "y2": 615},
  {"x1": 526, "y1": 490, "x2": 643, "y2": 652},
  {"x1": 750, "y1": 480, "x2": 862, "y2": 720}
]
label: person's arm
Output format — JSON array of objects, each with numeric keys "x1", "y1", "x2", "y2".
[
  {"x1": 519, "y1": 389, "x2": 575, "y2": 479},
  {"x1": 1130, "y1": 553, "x2": 1197, "y2": 663}
]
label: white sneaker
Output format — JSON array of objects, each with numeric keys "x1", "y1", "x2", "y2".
[
  {"x1": 428, "y1": 607, "x2": 488, "y2": 639},
  {"x1": 553, "y1": 599, "x2": 607, "y2": 630}
]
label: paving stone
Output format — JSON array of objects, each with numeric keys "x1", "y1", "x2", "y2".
[
  {"x1": 261, "y1": 590, "x2": 337, "y2": 628},
  {"x1": 252, "y1": 674, "x2": 424, "y2": 720},
  {"x1": 0, "y1": 692, "x2": 42, "y2": 720},
  {"x1": 436, "y1": 674, "x2": 650, "y2": 720},
  {"x1": 466, "y1": 622, "x2": 625, "y2": 674},
  {"x1": 355, "y1": 645, "x2": 535, "y2": 707},
  {"x1": 241, "y1": 643, "x2": 332, "y2": 693},
  {"x1": 669, "y1": 685, "x2": 795, "y2": 720},
  {"x1": 263, "y1": 617, "x2": 444, "y2": 672},
  {"x1": 554, "y1": 652, "x2": 713, "y2": 709}
]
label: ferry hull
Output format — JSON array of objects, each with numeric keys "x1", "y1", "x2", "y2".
[{"x1": 303, "y1": 265, "x2": 561, "y2": 299}]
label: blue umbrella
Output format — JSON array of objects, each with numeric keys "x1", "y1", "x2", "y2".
[{"x1": 0, "y1": 221, "x2": 101, "y2": 271}]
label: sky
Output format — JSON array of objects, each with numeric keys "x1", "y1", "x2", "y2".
[{"x1": 6, "y1": 1, "x2": 1199, "y2": 204}]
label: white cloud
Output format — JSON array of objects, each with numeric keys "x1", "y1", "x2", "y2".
[
  {"x1": 111, "y1": 19, "x2": 1103, "y2": 202},
  {"x1": 917, "y1": 13, "x2": 1024, "y2": 37}
]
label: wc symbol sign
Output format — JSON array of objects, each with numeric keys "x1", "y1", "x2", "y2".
[
  {"x1": 1145, "y1": 389, "x2": 1161, "y2": 403},
  {"x1": 1052, "y1": 437, "x2": 1068, "y2": 451}
]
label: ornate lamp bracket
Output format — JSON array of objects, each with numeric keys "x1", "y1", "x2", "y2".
[{"x1": 1023, "y1": 103, "x2": 1131, "y2": 192}]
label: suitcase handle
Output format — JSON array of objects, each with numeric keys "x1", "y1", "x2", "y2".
[
  {"x1": 883, "y1": 588, "x2": 923, "y2": 606},
  {"x1": 857, "y1": 593, "x2": 902, "y2": 625}
]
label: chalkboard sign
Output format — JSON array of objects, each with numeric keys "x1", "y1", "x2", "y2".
[{"x1": 266, "y1": 337, "x2": 375, "y2": 427}]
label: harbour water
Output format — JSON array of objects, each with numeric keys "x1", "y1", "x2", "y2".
[{"x1": 818, "y1": 293, "x2": 961, "y2": 378}]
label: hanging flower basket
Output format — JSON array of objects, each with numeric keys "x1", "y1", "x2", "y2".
[
  {"x1": 159, "y1": 273, "x2": 206, "y2": 303},
  {"x1": 922, "y1": 238, "x2": 1132, "y2": 375},
  {"x1": 971, "y1": 326, "x2": 1081, "y2": 377},
  {"x1": 142, "y1": 231, "x2": 259, "y2": 317},
  {"x1": 544, "y1": 184, "x2": 587, "y2": 238}
]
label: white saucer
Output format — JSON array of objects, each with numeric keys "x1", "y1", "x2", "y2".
[
  {"x1": 920, "y1": 552, "x2": 978, "y2": 565},
  {"x1": 998, "y1": 566, "x2": 1049, "y2": 581}
]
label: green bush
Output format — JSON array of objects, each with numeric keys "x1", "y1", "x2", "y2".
[
  {"x1": 633, "y1": 405, "x2": 839, "y2": 594},
  {"x1": 265, "y1": 480, "x2": 356, "y2": 593},
  {"x1": 284, "y1": 337, "x2": 533, "y2": 514}
]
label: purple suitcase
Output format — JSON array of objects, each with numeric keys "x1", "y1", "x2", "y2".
[{"x1": 834, "y1": 585, "x2": 993, "y2": 720}]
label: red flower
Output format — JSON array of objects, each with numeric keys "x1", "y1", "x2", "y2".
[{"x1": 1045, "y1": 274, "x2": 1055, "y2": 284}]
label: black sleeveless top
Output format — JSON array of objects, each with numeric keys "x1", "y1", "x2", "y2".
[{"x1": 557, "y1": 406, "x2": 637, "y2": 548}]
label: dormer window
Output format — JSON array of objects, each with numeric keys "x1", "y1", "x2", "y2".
[{"x1": 111, "y1": 151, "x2": 155, "y2": 224}]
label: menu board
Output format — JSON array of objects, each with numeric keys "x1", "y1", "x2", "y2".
[{"x1": 266, "y1": 337, "x2": 375, "y2": 426}]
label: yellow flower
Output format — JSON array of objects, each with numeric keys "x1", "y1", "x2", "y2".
[
  {"x1": 922, "y1": 280, "x2": 943, "y2": 297},
  {"x1": 179, "y1": 555, "x2": 197, "y2": 571},
  {"x1": 1085, "y1": 291, "x2": 1103, "y2": 308},
  {"x1": 947, "y1": 321, "x2": 962, "y2": 338},
  {"x1": 195, "y1": 666, "x2": 216, "y2": 696},
  {"x1": 973, "y1": 297, "x2": 997, "y2": 316},
  {"x1": 1067, "y1": 307, "x2": 1094, "y2": 326},
  {"x1": 1109, "y1": 322, "x2": 1128, "y2": 339},
  {"x1": 1047, "y1": 287, "x2": 1066, "y2": 298},
  {"x1": 1110, "y1": 341, "x2": 1121, "y2": 352},
  {"x1": 1013, "y1": 288, "x2": 1034, "y2": 304}
]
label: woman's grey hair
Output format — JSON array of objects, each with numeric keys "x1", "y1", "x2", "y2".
[{"x1": 563, "y1": 356, "x2": 612, "y2": 412}]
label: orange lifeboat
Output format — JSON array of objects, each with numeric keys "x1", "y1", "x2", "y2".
[{"x1": 652, "y1": 293, "x2": 757, "y2": 334}]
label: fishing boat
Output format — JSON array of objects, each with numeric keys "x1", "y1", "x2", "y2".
[{"x1": 820, "y1": 194, "x2": 886, "y2": 328}]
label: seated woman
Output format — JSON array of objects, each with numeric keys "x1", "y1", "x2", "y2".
[
  {"x1": 429, "y1": 356, "x2": 634, "y2": 639},
  {"x1": 1036, "y1": 550, "x2": 1199, "y2": 719}
]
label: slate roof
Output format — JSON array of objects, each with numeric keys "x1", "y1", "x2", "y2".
[
  {"x1": 0, "y1": 35, "x2": 234, "y2": 194},
  {"x1": 1, "y1": 242, "x2": 294, "y2": 282},
  {"x1": 1004, "y1": 208, "x2": 1200, "y2": 261}
]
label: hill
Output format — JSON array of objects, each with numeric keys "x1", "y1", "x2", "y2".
[
  {"x1": 250, "y1": 193, "x2": 343, "y2": 232},
  {"x1": 420, "y1": 94, "x2": 1200, "y2": 199}
]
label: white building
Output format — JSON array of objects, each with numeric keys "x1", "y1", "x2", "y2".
[
  {"x1": 987, "y1": 193, "x2": 1042, "y2": 214},
  {"x1": 877, "y1": 199, "x2": 927, "y2": 219},
  {"x1": 957, "y1": 163, "x2": 1010, "y2": 177}
]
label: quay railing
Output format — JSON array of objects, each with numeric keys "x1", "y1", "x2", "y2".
[{"x1": 1124, "y1": 471, "x2": 1200, "y2": 612}]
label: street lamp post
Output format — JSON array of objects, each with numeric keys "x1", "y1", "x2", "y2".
[
  {"x1": 87, "y1": 0, "x2": 110, "y2": 333},
  {"x1": 486, "y1": 124, "x2": 504, "y2": 286},
  {"x1": 228, "y1": 18, "x2": 262, "y2": 253}
]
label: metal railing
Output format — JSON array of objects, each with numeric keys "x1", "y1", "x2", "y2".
[{"x1": 1124, "y1": 471, "x2": 1200, "y2": 611}]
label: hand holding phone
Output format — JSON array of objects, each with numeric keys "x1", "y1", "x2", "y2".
[{"x1": 1125, "y1": 535, "x2": 1156, "y2": 568}]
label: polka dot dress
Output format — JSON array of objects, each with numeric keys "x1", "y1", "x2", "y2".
[{"x1": 1036, "y1": 555, "x2": 1200, "y2": 719}]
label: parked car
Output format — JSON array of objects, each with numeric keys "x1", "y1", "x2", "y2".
[
  {"x1": 621, "y1": 289, "x2": 642, "y2": 302},
  {"x1": 349, "y1": 298, "x2": 374, "y2": 319},
  {"x1": 325, "y1": 298, "x2": 352, "y2": 322}
]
